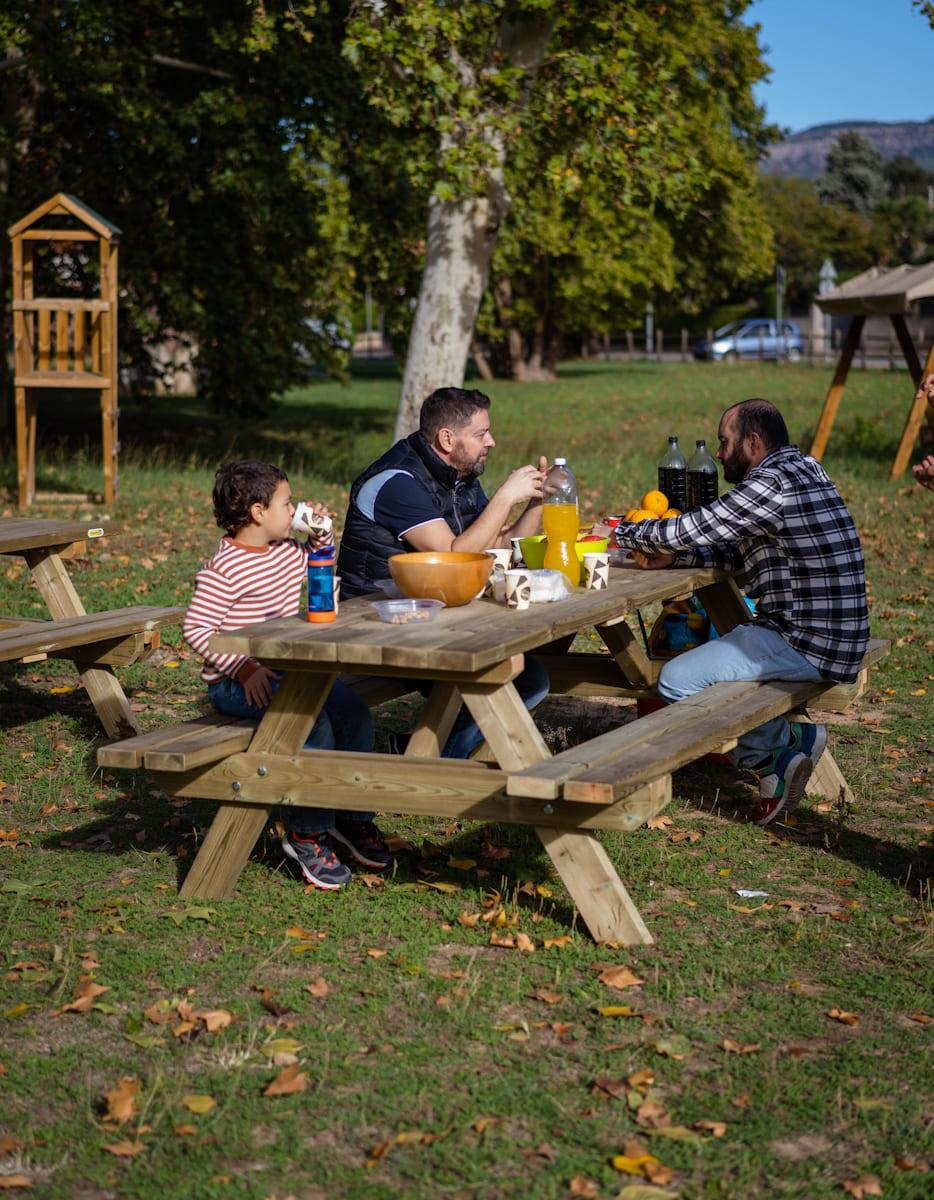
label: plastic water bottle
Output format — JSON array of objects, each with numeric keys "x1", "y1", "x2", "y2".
[
  {"x1": 657, "y1": 436, "x2": 687, "y2": 512},
  {"x1": 686, "y1": 439, "x2": 719, "y2": 509},
  {"x1": 542, "y1": 458, "x2": 580, "y2": 587},
  {"x1": 307, "y1": 544, "x2": 336, "y2": 623}
]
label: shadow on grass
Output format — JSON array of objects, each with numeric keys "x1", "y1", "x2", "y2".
[{"x1": 678, "y1": 760, "x2": 933, "y2": 899}]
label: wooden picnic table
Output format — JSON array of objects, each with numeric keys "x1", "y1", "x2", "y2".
[
  {"x1": 134, "y1": 562, "x2": 763, "y2": 944},
  {"x1": 0, "y1": 517, "x2": 182, "y2": 737}
]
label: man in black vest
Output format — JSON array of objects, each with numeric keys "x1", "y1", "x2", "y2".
[{"x1": 338, "y1": 386, "x2": 550, "y2": 758}]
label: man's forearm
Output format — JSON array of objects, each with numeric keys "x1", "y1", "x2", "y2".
[
  {"x1": 451, "y1": 492, "x2": 520, "y2": 552},
  {"x1": 505, "y1": 499, "x2": 544, "y2": 542}
]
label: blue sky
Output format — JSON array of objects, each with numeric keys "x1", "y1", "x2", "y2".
[{"x1": 748, "y1": 0, "x2": 934, "y2": 132}]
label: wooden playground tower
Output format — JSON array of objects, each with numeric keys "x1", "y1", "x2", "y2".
[{"x1": 8, "y1": 192, "x2": 122, "y2": 508}]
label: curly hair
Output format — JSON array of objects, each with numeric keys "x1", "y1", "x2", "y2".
[{"x1": 212, "y1": 460, "x2": 288, "y2": 536}]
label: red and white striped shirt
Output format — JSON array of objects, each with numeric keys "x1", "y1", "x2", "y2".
[{"x1": 184, "y1": 537, "x2": 307, "y2": 684}]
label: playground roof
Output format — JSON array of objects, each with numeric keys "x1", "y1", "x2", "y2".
[
  {"x1": 816, "y1": 261, "x2": 934, "y2": 317},
  {"x1": 7, "y1": 192, "x2": 122, "y2": 241}
]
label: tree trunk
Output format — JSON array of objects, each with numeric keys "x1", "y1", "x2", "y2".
[
  {"x1": 493, "y1": 274, "x2": 527, "y2": 382},
  {"x1": 395, "y1": 189, "x2": 506, "y2": 437},
  {"x1": 393, "y1": 10, "x2": 554, "y2": 438}
]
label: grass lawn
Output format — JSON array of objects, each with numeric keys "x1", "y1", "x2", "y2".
[{"x1": 0, "y1": 360, "x2": 931, "y2": 1199}]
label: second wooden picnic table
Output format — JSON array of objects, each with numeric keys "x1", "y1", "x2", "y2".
[
  {"x1": 143, "y1": 562, "x2": 753, "y2": 943},
  {"x1": 0, "y1": 517, "x2": 182, "y2": 736}
]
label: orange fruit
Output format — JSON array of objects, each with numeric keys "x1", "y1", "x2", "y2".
[
  {"x1": 624, "y1": 508, "x2": 641, "y2": 522},
  {"x1": 628, "y1": 508, "x2": 657, "y2": 522},
  {"x1": 641, "y1": 490, "x2": 669, "y2": 516},
  {"x1": 661, "y1": 507, "x2": 681, "y2": 518}
]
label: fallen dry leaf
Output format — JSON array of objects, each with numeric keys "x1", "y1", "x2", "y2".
[
  {"x1": 520, "y1": 1142, "x2": 557, "y2": 1163},
  {"x1": 612, "y1": 1152, "x2": 660, "y2": 1175},
  {"x1": 514, "y1": 933, "x2": 535, "y2": 954},
  {"x1": 102, "y1": 1140, "x2": 146, "y2": 1158},
  {"x1": 531, "y1": 988, "x2": 562, "y2": 1005},
  {"x1": 722, "y1": 1038, "x2": 761, "y2": 1054},
  {"x1": 568, "y1": 1176, "x2": 600, "y2": 1198},
  {"x1": 366, "y1": 948, "x2": 388, "y2": 959},
  {"x1": 181, "y1": 1094, "x2": 216, "y2": 1115},
  {"x1": 596, "y1": 965, "x2": 643, "y2": 991},
  {"x1": 489, "y1": 931, "x2": 515, "y2": 948},
  {"x1": 647, "y1": 814, "x2": 673, "y2": 830},
  {"x1": 102, "y1": 1076, "x2": 140, "y2": 1125},
  {"x1": 543, "y1": 935, "x2": 573, "y2": 950},
  {"x1": 263, "y1": 1065, "x2": 307, "y2": 1097},
  {"x1": 358, "y1": 873, "x2": 384, "y2": 889},
  {"x1": 598, "y1": 1005, "x2": 639, "y2": 1018},
  {"x1": 58, "y1": 980, "x2": 109, "y2": 1015},
  {"x1": 636, "y1": 1102, "x2": 671, "y2": 1129},
  {"x1": 908, "y1": 1013, "x2": 932, "y2": 1025},
  {"x1": 0, "y1": 1175, "x2": 32, "y2": 1189},
  {"x1": 457, "y1": 911, "x2": 481, "y2": 928},
  {"x1": 827, "y1": 1008, "x2": 860, "y2": 1027},
  {"x1": 694, "y1": 1119, "x2": 727, "y2": 1137},
  {"x1": 305, "y1": 978, "x2": 329, "y2": 999},
  {"x1": 174, "y1": 1125, "x2": 197, "y2": 1136},
  {"x1": 842, "y1": 1175, "x2": 883, "y2": 1198},
  {"x1": 628, "y1": 1069, "x2": 654, "y2": 1090}
]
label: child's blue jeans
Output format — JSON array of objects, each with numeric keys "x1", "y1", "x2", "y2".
[{"x1": 208, "y1": 674, "x2": 374, "y2": 835}]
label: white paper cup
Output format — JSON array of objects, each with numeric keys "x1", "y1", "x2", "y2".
[
  {"x1": 583, "y1": 552, "x2": 610, "y2": 590},
  {"x1": 292, "y1": 501, "x2": 333, "y2": 538},
  {"x1": 483, "y1": 548, "x2": 512, "y2": 600},
  {"x1": 333, "y1": 575, "x2": 341, "y2": 616},
  {"x1": 504, "y1": 568, "x2": 532, "y2": 610},
  {"x1": 510, "y1": 537, "x2": 524, "y2": 566}
]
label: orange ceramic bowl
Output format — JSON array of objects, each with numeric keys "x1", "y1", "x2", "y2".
[{"x1": 388, "y1": 551, "x2": 493, "y2": 607}]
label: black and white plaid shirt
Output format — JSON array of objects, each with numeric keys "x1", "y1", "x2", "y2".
[{"x1": 615, "y1": 446, "x2": 870, "y2": 683}]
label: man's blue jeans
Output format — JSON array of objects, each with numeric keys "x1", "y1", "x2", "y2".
[
  {"x1": 657, "y1": 623, "x2": 825, "y2": 768},
  {"x1": 207, "y1": 675, "x2": 374, "y2": 834},
  {"x1": 413, "y1": 655, "x2": 550, "y2": 759}
]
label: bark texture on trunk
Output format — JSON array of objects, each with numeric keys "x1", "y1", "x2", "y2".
[{"x1": 393, "y1": 10, "x2": 553, "y2": 439}]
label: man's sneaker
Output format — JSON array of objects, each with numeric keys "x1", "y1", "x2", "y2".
[
  {"x1": 788, "y1": 721, "x2": 827, "y2": 768},
  {"x1": 330, "y1": 818, "x2": 394, "y2": 871},
  {"x1": 281, "y1": 830, "x2": 352, "y2": 890},
  {"x1": 752, "y1": 746, "x2": 813, "y2": 826}
]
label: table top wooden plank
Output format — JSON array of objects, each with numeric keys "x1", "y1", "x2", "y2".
[
  {"x1": 0, "y1": 518, "x2": 109, "y2": 555},
  {"x1": 208, "y1": 565, "x2": 727, "y2": 674}
]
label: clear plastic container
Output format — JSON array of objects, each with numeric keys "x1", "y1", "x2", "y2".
[{"x1": 370, "y1": 598, "x2": 444, "y2": 625}]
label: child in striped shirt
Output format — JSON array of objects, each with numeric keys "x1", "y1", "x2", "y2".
[{"x1": 184, "y1": 459, "x2": 393, "y2": 889}]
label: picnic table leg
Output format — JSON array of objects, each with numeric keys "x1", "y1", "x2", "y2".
[
  {"x1": 694, "y1": 577, "x2": 753, "y2": 637},
  {"x1": 23, "y1": 545, "x2": 141, "y2": 738},
  {"x1": 180, "y1": 672, "x2": 336, "y2": 899},
  {"x1": 459, "y1": 680, "x2": 655, "y2": 946},
  {"x1": 405, "y1": 682, "x2": 463, "y2": 757},
  {"x1": 596, "y1": 619, "x2": 654, "y2": 687}
]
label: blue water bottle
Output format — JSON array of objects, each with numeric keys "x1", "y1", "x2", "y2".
[{"x1": 307, "y1": 544, "x2": 336, "y2": 623}]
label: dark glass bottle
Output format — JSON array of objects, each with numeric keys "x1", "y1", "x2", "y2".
[
  {"x1": 657, "y1": 436, "x2": 687, "y2": 512},
  {"x1": 686, "y1": 439, "x2": 719, "y2": 509}
]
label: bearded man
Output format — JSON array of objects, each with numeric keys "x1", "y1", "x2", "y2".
[
  {"x1": 613, "y1": 398, "x2": 870, "y2": 825},
  {"x1": 338, "y1": 386, "x2": 550, "y2": 757}
]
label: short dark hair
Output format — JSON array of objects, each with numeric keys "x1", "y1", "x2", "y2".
[
  {"x1": 419, "y1": 387, "x2": 491, "y2": 440},
  {"x1": 212, "y1": 460, "x2": 288, "y2": 536},
  {"x1": 728, "y1": 399, "x2": 790, "y2": 451}
]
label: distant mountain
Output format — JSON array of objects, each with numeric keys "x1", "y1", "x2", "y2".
[{"x1": 763, "y1": 119, "x2": 934, "y2": 179}]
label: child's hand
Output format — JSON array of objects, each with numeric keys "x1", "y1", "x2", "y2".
[
  {"x1": 305, "y1": 502, "x2": 336, "y2": 549},
  {"x1": 242, "y1": 665, "x2": 279, "y2": 708}
]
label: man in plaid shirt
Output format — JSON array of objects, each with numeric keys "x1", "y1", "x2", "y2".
[{"x1": 613, "y1": 399, "x2": 870, "y2": 825}]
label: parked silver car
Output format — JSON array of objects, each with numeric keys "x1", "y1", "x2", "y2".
[{"x1": 693, "y1": 318, "x2": 804, "y2": 362}]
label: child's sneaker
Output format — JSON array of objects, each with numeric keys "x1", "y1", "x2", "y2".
[
  {"x1": 282, "y1": 830, "x2": 352, "y2": 889},
  {"x1": 330, "y1": 818, "x2": 394, "y2": 871},
  {"x1": 788, "y1": 721, "x2": 827, "y2": 768},
  {"x1": 752, "y1": 746, "x2": 813, "y2": 826}
]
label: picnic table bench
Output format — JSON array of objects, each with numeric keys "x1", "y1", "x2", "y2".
[
  {"x1": 97, "y1": 563, "x2": 888, "y2": 944},
  {"x1": 1, "y1": 518, "x2": 182, "y2": 736}
]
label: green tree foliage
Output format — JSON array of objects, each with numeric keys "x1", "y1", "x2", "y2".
[
  {"x1": 346, "y1": 0, "x2": 777, "y2": 386},
  {"x1": 817, "y1": 131, "x2": 888, "y2": 217},
  {"x1": 758, "y1": 175, "x2": 872, "y2": 304},
  {"x1": 1, "y1": 0, "x2": 355, "y2": 413}
]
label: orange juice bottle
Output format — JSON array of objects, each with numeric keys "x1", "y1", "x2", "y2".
[{"x1": 542, "y1": 458, "x2": 580, "y2": 587}]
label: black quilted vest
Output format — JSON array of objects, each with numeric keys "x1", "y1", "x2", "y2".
[{"x1": 338, "y1": 432, "x2": 488, "y2": 598}]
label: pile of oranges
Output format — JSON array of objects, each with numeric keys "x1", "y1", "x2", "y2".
[{"x1": 623, "y1": 490, "x2": 681, "y2": 522}]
